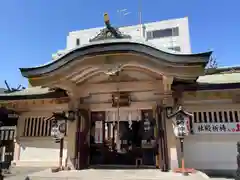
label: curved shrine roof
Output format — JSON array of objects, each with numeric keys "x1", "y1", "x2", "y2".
[{"x1": 19, "y1": 39, "x2": 212, "y2": 78}]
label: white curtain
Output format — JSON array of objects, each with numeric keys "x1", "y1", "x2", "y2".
[
  {"x1": 129, "y1": 110, "x2": 141, "y2": 121},
  {"x1": 95, "y1": 121, "x2": 103, "y2": 143},
  {"x1": 105, "y1": 110, "x2": 141, "y2": 122}
]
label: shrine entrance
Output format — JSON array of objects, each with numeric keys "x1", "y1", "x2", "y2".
[
  {"x1": 88, "y1": 108, "x2": 166, "y2": 168},
  {"x1": 19, "y1": 12, "x2": 211, "y2": 171}
]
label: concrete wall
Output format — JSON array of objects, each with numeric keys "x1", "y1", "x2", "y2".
[
  {"x1": 183, "y1": 99, "x2": 240, "y2": 177},
  {"x1": 184, "y1": 134, "x2": 238, "y2": 170},
  {"x1": 16, "y1": 137, "x2": 67, "y2": 167},
  {"x1": 14, "y1": 107, "x2": 68, "y2": 167}
]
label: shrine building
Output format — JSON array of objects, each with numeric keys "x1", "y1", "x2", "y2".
[{"x1": 0, "y1": 15, "x2": 239, "y2": 176}]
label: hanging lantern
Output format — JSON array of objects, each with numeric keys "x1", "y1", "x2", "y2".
[
  {"x1": 143, "y1": 112, "x2": 151, "y2": 132},
  {"x1": 51, "y1": 120, "x2": 66, "y2": 143},
  {"x1": 167, "y1": 106, "x2": 195, "y2": 175},
  {"x1": 173, "y1": 114, "x2": 189, "y2": 138},
  {"x1": 168, "y1": 106, "x2": 192, "y2": 138}
]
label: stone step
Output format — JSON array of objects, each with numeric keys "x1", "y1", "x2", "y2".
[
  {"x1": 12, "y1": 161, "x2": 59, "y2": 167},
  {"x1": 27, "y1": 169, "x2": 210, "y2": 180}
]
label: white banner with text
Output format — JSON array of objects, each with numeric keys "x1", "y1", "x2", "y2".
[{"x1": 193, "y1": 122, "x2": 240, "y2": 134}]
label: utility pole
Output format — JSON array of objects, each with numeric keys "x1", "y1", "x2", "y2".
[
  {"x1": 116, "y1": 71, "x2": 120, "y2": 152},
  {"x1": 138, "y1": 0, "x2": 142, "y2": 36}
]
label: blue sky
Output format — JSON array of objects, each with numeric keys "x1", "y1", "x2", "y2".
[{"x1": 0, "y1": 0, "x2": 239, "y2": 88}]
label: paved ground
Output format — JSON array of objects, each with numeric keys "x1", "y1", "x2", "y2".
[
  {"x1": 4, "y1": 167, "x2": 50, "y2": 180},
  {"x1": 2, "y1": 167, "x2": 236, "y2": 180}
]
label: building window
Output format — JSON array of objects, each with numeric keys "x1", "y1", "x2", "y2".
[
  {"x1": 224, "y1": 111, "x2": 228, "y2": 123},
  {"x1": 23, "y1": 117, "x2": 50, "y2": 137},
  {"x1": 192, "y1": 110, "x2": 240, "y2": 123},
  {"x1": 208, "y1": 112, "x2": 213, "y2": 123},
  {"x1": 76, "y1": 38, "x2": 80, "y2": 46},
  {"x1": 193, "y1": 112, "x2": 197, "y2": 123},
  {"x1": 23, "y1": 116, "x2": 68, "y2": 137},
  {"x1": 234, "y1": 111, "x2": 239, "y2": 122},
  {"x1": 203, "y1": 112, "x2": 207, "y2": 123},
  {"x1": 0, "y1": 126, "x2": 16, "y2": 140},
  {"x1": 168, "y1": 46, "x2": 181, "y2": 52},
  {"x1": 213, "y1": 112, "x2": 217, "y2": 122},
  {"x1": 146, "y1": 27, "x2": 179, "y2": 40},
  {"x1": 198, "y1": 112, "x2": 202, "y2": 123},
  {"x1": 218, "y1": 111, "x2": 223, "y2": 123},
  {"x1": 229, "y1": 111, "x2": 234, "y2": 122}
]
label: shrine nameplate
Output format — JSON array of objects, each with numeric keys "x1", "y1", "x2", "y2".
[{"x1": 112, "y1": 92, "x2": 130, "y2": 107}]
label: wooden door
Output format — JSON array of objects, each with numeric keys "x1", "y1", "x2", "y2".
[
  {"x1": 154, "y1": 106, "x2": 160, "y2": 168},
  {"x1": 156, "y1": 106, "x2": 163, "y2": 169},
  {"x1": 90, "y1": 111, "x2": 106, "y2": 165},
  {"x1": 77, "y1": 109, "x2": 90, "y2": 169},
  {"x1": 157, "y1": 106, "x2": 169, "y2": 171}
]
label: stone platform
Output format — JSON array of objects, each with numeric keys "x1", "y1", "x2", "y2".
[{"x1": 27, "y1": 168, "x2": 210, "y2": 180}]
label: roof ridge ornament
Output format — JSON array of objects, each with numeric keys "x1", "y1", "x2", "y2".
[{"x1": 89, "y1": 13, "x2": 131, "y2": 42}]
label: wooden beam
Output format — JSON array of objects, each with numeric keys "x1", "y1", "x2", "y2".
[
  {"x1": 0, "y1": 97, "x2": 69, "y2": 112},
  {"x1": 51, "y1": 81, "x2": 77, "y2": 94},
  {"x1": 82, "y1": 91, "x2": 171, "y2": 105},
  {"x1": 79, "y1": 101, "x2": 159, "y2": 111},
  {"x1": 79, "y1": 80, "x2": 163, "y2": 96}
]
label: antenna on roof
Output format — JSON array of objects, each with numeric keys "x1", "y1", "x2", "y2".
[{"x1": 117, "y1": 9, "x2": 131, "y2": 26}]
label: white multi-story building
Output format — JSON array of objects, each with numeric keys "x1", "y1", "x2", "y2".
[
  {"x1": 67, "y1": 17, "x2": 191, "y2": 53},
  {"x1": 53, "y1": 17, "x2": 191, "y2": 60}
]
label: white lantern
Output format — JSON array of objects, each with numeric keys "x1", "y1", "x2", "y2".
[
  {"x1": 51, "y1": 120, "x2": 66, "y2": 141},
  {"x1": 168, "y1": 106, "x2": 192, "y2": 138}
]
